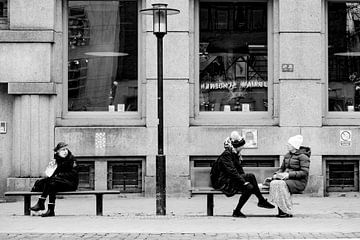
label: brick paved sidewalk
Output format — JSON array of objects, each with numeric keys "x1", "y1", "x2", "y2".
[
  {"x1": 1, "y1": 195, "x2": 360, "y2": 239},
  {"x1": 1, "y1": 232, "x2": 360, "y2": 240}
]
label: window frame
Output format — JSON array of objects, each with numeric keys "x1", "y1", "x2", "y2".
[
  {"x1": 0, "y1": 0, "x2": 9, "y2": 29},
  {"x1": 190, "y1": 0, "x2": 277, "y2": 126},
  {"x1": 59, "y1": 0, "x2": 145, "y2": 126},
  {"x1": 324, "y1": 0, "x2": 360, "y2": 125}
]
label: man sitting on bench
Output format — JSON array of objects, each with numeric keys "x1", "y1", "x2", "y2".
[
  {"x1": 30, "y1": 142, "x2": 79, "y2": 217},
  {"x1": 210, "y1": 131, "x2": 274, "y2": 218}
]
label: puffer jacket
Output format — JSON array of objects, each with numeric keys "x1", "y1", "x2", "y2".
[
  {"x1": 210, "y1": 148, "x2": 246, "y2": 197},
  {"x1": 277, "y1": 146, "x2": 311, "y2": 194},
  {"x1": 52, "y1": 150, "x2": 79, "y2": 190}
]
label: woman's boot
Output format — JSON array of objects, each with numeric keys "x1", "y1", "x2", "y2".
[
  {"x1": 41, "y1": 203, "x2": 55, "y2": 217},
  {"x1": 30, "y1": 197, "x2": 46, "y2": 211}
]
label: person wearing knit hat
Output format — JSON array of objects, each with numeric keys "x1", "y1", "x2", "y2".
[
  {"x1": 30, "y1": 142, "x2": 79, "y2": 217},
  {"x1": 211, "y1": 131, "x2": 274, "y2": 218},
  {"x1": 287, "y1": 135, "x2": 303, "y2": 150},
  {"x1": 268, "y1": 135, "x2": 311, "y2": 218}
]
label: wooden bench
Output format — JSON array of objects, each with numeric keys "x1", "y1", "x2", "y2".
[
  {"x1": 190, "y1": 167, "x2": 277, "y2": 216},
  {"x1": 4, "y1": 190, "x2": 120, "y2": 216}
]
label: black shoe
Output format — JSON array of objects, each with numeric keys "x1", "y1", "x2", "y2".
[
  {"x1": 276, "y1": 213, "x2": 293, "y2": 218},
  {"x1": 41, "y1": 204, "x2": 55, "y2": 217},
  {"x1": 257, "y1": 199, "x2": 275, "y2": 209},
  {"x1": 232, "y1": 210, "x2": 247, "y2": 218},
  {"x1": 30, "y1": 198, "x2": 45, "y2": 211}
]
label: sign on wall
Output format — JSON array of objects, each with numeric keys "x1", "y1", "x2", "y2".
[
  {"x1": 281, "y1": 63, "x2": 294, "y2": 72},
  {"x1": 242, "y1": 129, "x2": 258, "y2": 148},
  {"x1": 0, "y1": 121, "x2": 6, "y2": 134},
  {"x1": 339, "y1": 130, "x2": 352, "y2": 147}
]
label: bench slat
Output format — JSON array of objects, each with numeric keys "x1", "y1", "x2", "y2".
[
  {"x1": 4, "y1": 190, "x2": 120, "y2": 196},
  {"x1": 191, "y1": 184, "x2": 270, "y2": 195}
]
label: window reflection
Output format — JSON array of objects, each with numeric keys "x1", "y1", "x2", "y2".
[
  {"x1": 328, "y1": 2, "x2": 360, "y2": 112},
  {"x1": 68, "y1": 1, "x2": 138, "y2": 112},
  {"x1": 199, "y1": 2, "x2": 268, "y2": 112},
  {"x1": 0, "y1": 0, "x2": 8, "y2": 27}
]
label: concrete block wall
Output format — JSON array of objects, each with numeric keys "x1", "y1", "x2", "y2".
[{"x1": 0, "y1": 0, "x2": 58, "y2": 196}]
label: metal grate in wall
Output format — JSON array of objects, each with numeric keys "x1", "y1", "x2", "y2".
[
  {"x1": 325, "y1": 156, "x2": 359, "y2": 192},
  {"x1": 77, "y1": 161, "x2": 95, "y2": 190},
  {"x1": 108, "y1": 161, "x2": 142, "y2": 193},
  {"x1": 191, "y1": 155, "x2": 278, "y2": 168}
]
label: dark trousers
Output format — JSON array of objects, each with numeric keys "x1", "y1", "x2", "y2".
[
  {"x1": 40, "y1": 177, "x2": 75, "y2": 203},
  {"x1": 235, "y1": 173, "x2": 265, "y2": 211}
]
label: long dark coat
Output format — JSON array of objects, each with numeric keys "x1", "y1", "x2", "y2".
[
  {"x1": 51, "y1": 150, "x2": 79, "y2": 190},
  {"x1": 210, "y1": 148, "x2": 246, "y2": 197},
  {"x1": 277, "y1": 146, "x2": 311, "y2": 194},
  {"x1": 31, "y1": 150, "x2": 79, "y2": 192}
]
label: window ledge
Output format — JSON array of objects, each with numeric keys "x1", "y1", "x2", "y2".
[
  {"x1": 57, "y1": 112, "x2": 145, "y2": 126},
  {"x1": 190, "y1": 112, "x2": 278, "y2": 126},
  {"x1": 324, "y1": 112, "x2": 360, "y2": 125}
]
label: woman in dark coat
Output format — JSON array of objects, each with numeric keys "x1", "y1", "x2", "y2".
[
  {"x1": 30, "y1": 142, "x2": 79, "y2": 217},
  {"x1": 269, "y1": 135, "x2": 311, "y2": 218},
  {"x1": 211, "y1": 131, "x2": 274, "y2": 218}
]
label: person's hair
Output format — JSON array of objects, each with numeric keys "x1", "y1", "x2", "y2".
[{"x1": 232, "y1": 138, "x2": 245, "y2": 148}]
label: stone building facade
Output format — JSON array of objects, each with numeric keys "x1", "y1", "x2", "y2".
[{"x1": 0, "y1": 0, "x2": 359, "y2": 198}]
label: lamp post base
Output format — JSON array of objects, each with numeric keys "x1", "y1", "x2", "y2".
[{"x1": 156, "y1": 154, "x2": 166, "y2": 215}]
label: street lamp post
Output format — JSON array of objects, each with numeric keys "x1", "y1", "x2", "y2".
[{"x1": 140, "y1": 3, "x2": 180, "y2": 215}]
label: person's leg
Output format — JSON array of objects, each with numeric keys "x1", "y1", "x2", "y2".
[
  {"x1": 42, "y1": 180, "x2": 74, "y2": 217},
  {"x1": 243, "y1": 173, "x2": 274, "y2": 208},
  {"x1": 269, "y1": 180, "x2": 293, "y2": 217},
  {"x1": 30, "y1": 178, "x2": 52, "y2": 211},
  {"x1": 233, "y1": 183, "x2": 253, "y2": 217}
]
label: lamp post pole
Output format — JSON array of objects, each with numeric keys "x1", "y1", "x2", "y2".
[
  {"x1": 155, "y1": 31, "x2": 166, "y2": 215},
  {"x1": 140, "y1": 3, "x2": 179, "y2": 216}
]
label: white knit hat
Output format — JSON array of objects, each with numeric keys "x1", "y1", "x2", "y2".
[{"x1": 287, "y1": 135, "x2": 303, "y2": 149}]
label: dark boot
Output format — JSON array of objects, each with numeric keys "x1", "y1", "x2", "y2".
[
  {"x1": 41, "y1": 203, "x2": 55, "y2": 217},
  {"x1": 257, "y1": 199, "x2": 275, "y2": 209},
  {"x1": 30, "y1": 197, "x2": 45, "y2": 211},
  {"x1": 232, "y1": 209, "x2": 247, "y2": 218},
  {"x1": 276, "y1": 207, "x2": 293, "y2": 218}
]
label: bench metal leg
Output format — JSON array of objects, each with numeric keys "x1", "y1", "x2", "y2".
[
  {"x1": 24, "y1": 195, "x2": 31, "y2": 216},
  {"x1": 207, "y1": 194, "x2": 214, "y2": 216},
  {"x1": 96, "y1": 194, "x2": 103, "y2": 216}
]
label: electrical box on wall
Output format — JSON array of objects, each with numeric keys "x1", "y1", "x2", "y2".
[{"x1": 0, "y1": 121, "x2": 7, "y2": 134}]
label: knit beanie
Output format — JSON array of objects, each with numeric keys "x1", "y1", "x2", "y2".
[
  {"x1": 287, "y1": 135, "x2": 303, "y2": 149},
  {"x1": 54, "y1": 142, "x2": 68, "y2": 152}
]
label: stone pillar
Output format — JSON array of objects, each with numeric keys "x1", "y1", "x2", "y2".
[
  {"x1": 11, "y1": 93, "x2": 56, "y2": 177},
  {"x1": 278, "y1": 0, "x2": 323, "y2": 195},
  {"x1": 144, "y1": 0, "x2": 190, "y2": 196}
]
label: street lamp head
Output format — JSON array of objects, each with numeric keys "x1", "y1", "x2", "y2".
[{"x1": 140, "y1": 3, "x2": 180, "y2": 35}]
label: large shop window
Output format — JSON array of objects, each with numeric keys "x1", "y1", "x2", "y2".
[
  {"x1": 328, "y1": 2, "x2": 360, "y2": 112},
  {"x1": 0, "y1": 0, "x2": 8, "y2": 28},
  {"x1": 199, "y1": 1, "x2": 268, "y2": 112},
  {"x1": 68, "y1": 1, "x2": 138, "y2": 112}
]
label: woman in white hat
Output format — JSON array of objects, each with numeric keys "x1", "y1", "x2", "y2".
[{"x1": 269, "y1": 135, "x2": 311, "y2": 217}]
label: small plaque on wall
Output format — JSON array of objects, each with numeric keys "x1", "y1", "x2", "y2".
[
  {"x1": 0, "y1": 121, "x2": 6, "y2": 134},
  {"x1": 242, "y1": 129, "x2": 258, "y2": 148},
  {"x1": 281, "y1": 64, "x2": 294, "y2": 72}
]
